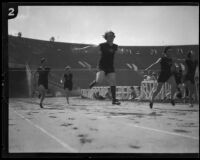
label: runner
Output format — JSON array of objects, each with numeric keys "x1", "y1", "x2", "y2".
[
  {"x1": 34, "y1": 58, "x2": 51, "y2": 108},
  {"x1": 76, "y1": 31, "x2": 122, "y2": 105},
  {"x1": 183, "y1": 51, "x2": 198, "y2": 107},
  {"x1": 145, "y1": 47, "x2": 177, "y2": 109},
  {"x1": 61, "y1": 66, "x2": 73, "y2": 105}
]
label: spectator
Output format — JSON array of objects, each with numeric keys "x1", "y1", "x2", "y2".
[{"x1": 129, "y1": 86, "x2": 137, "y2": 100}]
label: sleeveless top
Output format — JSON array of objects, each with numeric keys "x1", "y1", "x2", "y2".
[
  {"x1": 37, "y1": 66, "x2": 50, "y2": 84},
  {"x1": 160, "y1": 57, "x2": 173, "y2": 73},
  {"x1": 98, "y1": 42, "x2": 118, "y2": 69},
  {"x1": 64, "y1": 73, "x2": 72, "y2": 84},
  {"x1": 185, "y1": 59, "x2": 198, "y2": 76}
]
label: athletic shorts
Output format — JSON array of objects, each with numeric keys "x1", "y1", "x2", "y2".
[
  {"x1": 174, "y1": 75, "x2": 182, "y2": 85},
  {"x1": 157, "y1": 71, "x2": 172, "y2": 83},
  {"x1": 64, "y1": 83, "x2": 73, "y2": 91},
  {"x1": 38, "y1": 82, "x2": 48, "y2": 90}
]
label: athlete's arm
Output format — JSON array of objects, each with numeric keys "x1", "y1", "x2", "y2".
[
  {"x1": 174, "y1": 58, "x2": 185, "y2": 62},
  {"x1": 60, "y1": 73, "x2": 64, "y2": 84},
  {"x1": 182, "y1": 61, "x2": 188, "y2": 76},
  {"x1": 73, "y1": 45, "x2": 99, "y2": 51},
  {"x1": 115, "y1": 47, "x2": 123, "y2": 54},
  {"x1": 145, "y1": 58, "x2": 161, "y2": 70},
  {"x1": 194, "y1": 64, "x2": 199, "y2": 80}
]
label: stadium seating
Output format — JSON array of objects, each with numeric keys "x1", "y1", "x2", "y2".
[{"x1": 8, "y1": 35, "x2": 199, "y2": 99}]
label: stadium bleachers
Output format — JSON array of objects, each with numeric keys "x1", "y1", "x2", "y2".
[{"x1": 8, "y1": 35, "x2": 199, "y2": 97}]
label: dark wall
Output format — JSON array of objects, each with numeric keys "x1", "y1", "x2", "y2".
[{"x1": 9, "y1": 68, "x2": 29, "y2": 97}]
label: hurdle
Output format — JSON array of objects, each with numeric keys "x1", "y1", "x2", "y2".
[
  {"x1": 140, "y1": 80, "x2": 171, "y2": 101},
  {"x1": 116, "y1": 86, "x2": 131, "y2": 100},
  {"x1": 80, "y1": 86, "x2": 141, "y2": 100}
]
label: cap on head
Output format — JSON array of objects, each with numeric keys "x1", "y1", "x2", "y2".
[
  {"x1": 103, "y1": 31, "x2": 115, "y2": 40},
  {"x1": 65, "y1": 66, "x2": 71, "y2": 70}
]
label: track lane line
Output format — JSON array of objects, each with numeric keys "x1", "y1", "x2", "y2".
[
  {"x1": 13, "y1": 110, "x2": 78, "y2": 153},
  {"x1": 86, "y1": 114, "x2": 199, "y2": 140}
]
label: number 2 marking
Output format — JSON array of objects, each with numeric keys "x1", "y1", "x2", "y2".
[{"x1": 8, "y1": 8, "x2": 15, "y2": 16}]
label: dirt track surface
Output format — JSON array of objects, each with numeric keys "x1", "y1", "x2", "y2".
[{"x1": 9, "y1": 97, "x2": 199, "y2": 153}]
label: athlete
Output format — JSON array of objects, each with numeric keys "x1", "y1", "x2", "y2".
[
  {"x1": 145, "y1": 47, "x2": 178, "y2": 109},
  {"x1": 173, "y1": 63, "x2": 184, "y2": 99},
  {"x1": 194, "y1": 63, "x2": 199, "y2": 101},
  {"x1": 75, "y1": 31, "x2": 121, "y2": 105},
  {"x1": 183, "y1": 51, "x2": 198, "y2": 107},
  {"x1": 89, "y1": 31, "x2": 121, "y2": 105},
  {"x1": 61, "y1": 66, "x2": 73, "y2": 104},
  {"x1": 34, "y1": 58, "x2": 51, "y2": 108}
]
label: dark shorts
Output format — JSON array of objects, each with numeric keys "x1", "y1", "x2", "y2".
[
  {"x1": 38, "y1": 82, "x2": 48, "y2": 90},
  {"x1": 174, "y1": 75, "x2": 182, "y2": 85},
  {"x1": 98, "y1": 66, "x2": 115, "y2": 75},
  {"x1": 157, "y1": 71, "x2": 172, "y2": 83},
  {"x1": 175, "y1": 78, "x2": 182, "y2": 85},
  {"x1": 184, "y1": 74, "x2": 195, "y2": 84},
  {"x1": 64, "y1": 83, "x2": 73, "y2": 91}
]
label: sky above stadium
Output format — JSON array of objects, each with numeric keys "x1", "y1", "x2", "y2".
[{"x1": 8, "y1": 5, "x2": 199, "y2": 46}]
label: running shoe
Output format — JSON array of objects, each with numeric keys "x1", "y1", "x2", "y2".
[
  {"x1": 112, "y1": 99, "x2": 121, "y2": 105},
  {"x1": 170, "y1": 99, "x2": 175, "y2": 106},
  {"x1": 39, "y1": 103, "x2": 43, "y2": 108},
  {"x1": 149, "y1": 101, "x2": 153, "y2": 109}
]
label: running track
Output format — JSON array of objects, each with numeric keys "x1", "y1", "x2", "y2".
[{"x1": 8, "y1": 97, "x2": 199, "y2": 153}]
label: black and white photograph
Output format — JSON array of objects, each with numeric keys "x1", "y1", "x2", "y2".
[{"x1": 2, "y1": 2, "x2": 199, "y2": 158}]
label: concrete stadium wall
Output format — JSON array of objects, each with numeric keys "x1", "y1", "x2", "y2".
[
  {"x1": 8, "y1": 35, "x2": 199, "y2": 92},
  {"x1": 9, "y1": 68, "x2": 29, "y2": 98}
]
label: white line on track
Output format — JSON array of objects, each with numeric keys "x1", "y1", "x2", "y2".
[
  {"x1": 13, "y1": 110, "x2": 78, "y2": 153},
  {"x1": 127, "y1": 124, "x2": 199, "y2": 140},
  {"x1": 88, "y1": 115, "x2": 199, "y2": 140}
]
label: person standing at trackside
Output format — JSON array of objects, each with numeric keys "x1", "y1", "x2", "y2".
[
  {"x1": 89, "y1": 31, "x2": 121, "y2": 105},
  {"x1": 173, "y1": 63, "x2": 184, "y2": 99},
  {"x1": 145, "y1": 47, "x2": 178, "y2": 109},
  {"x1": 194, "y1": 62, "x2": 199, "y2": 101},
  {"x1": 129, "y1": 86, "x2": 137, "y2": 101},
  {"x1": 183, "y1": 51, "x2": 198, "y2": 107},
  {"x1": 61, "y1": 66, "x2": 73, "y2": 105},
  {"x1": 34, "y1": 58, "x2": 51, "y2": 108}
]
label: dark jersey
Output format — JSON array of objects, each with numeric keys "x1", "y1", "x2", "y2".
[
  {"x1": 37, "y1": 66, "x2": 50, "y2": 89},
  {"x1": 160, "y1": 57, "x2": 173, "y2": 73},
  {"x1": 174, "y1": 69, "x2": 183, "y2": 85},
  {"x1": 64, "y1": 73, "x2": 72, "y2": 84},
  {"x1": 98, "y1": 42, "x2": 118, "y2": 70},
  {"x1": 184, "y1": 59, "x2": 198, "y2": 84},
  {"x1": 64, "y1": 73, "x2": 73, "y2": 90},
  {"x1": 185, "y1": 59, "x2": 198, "y2": 77},
  {"x1": 157, "y1": 57, "x2": 173, "y2": 83}
]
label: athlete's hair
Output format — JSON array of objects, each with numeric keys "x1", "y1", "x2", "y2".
[
  {"x1": 40, "y1": 58, "x2": 46, "y2": 64},
  {"x1": 103, "y1": 31, "x2": 115, "y2": 40},
  {"x1": 163, "y1": 46, "x2": 172, "y2": 54}
]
